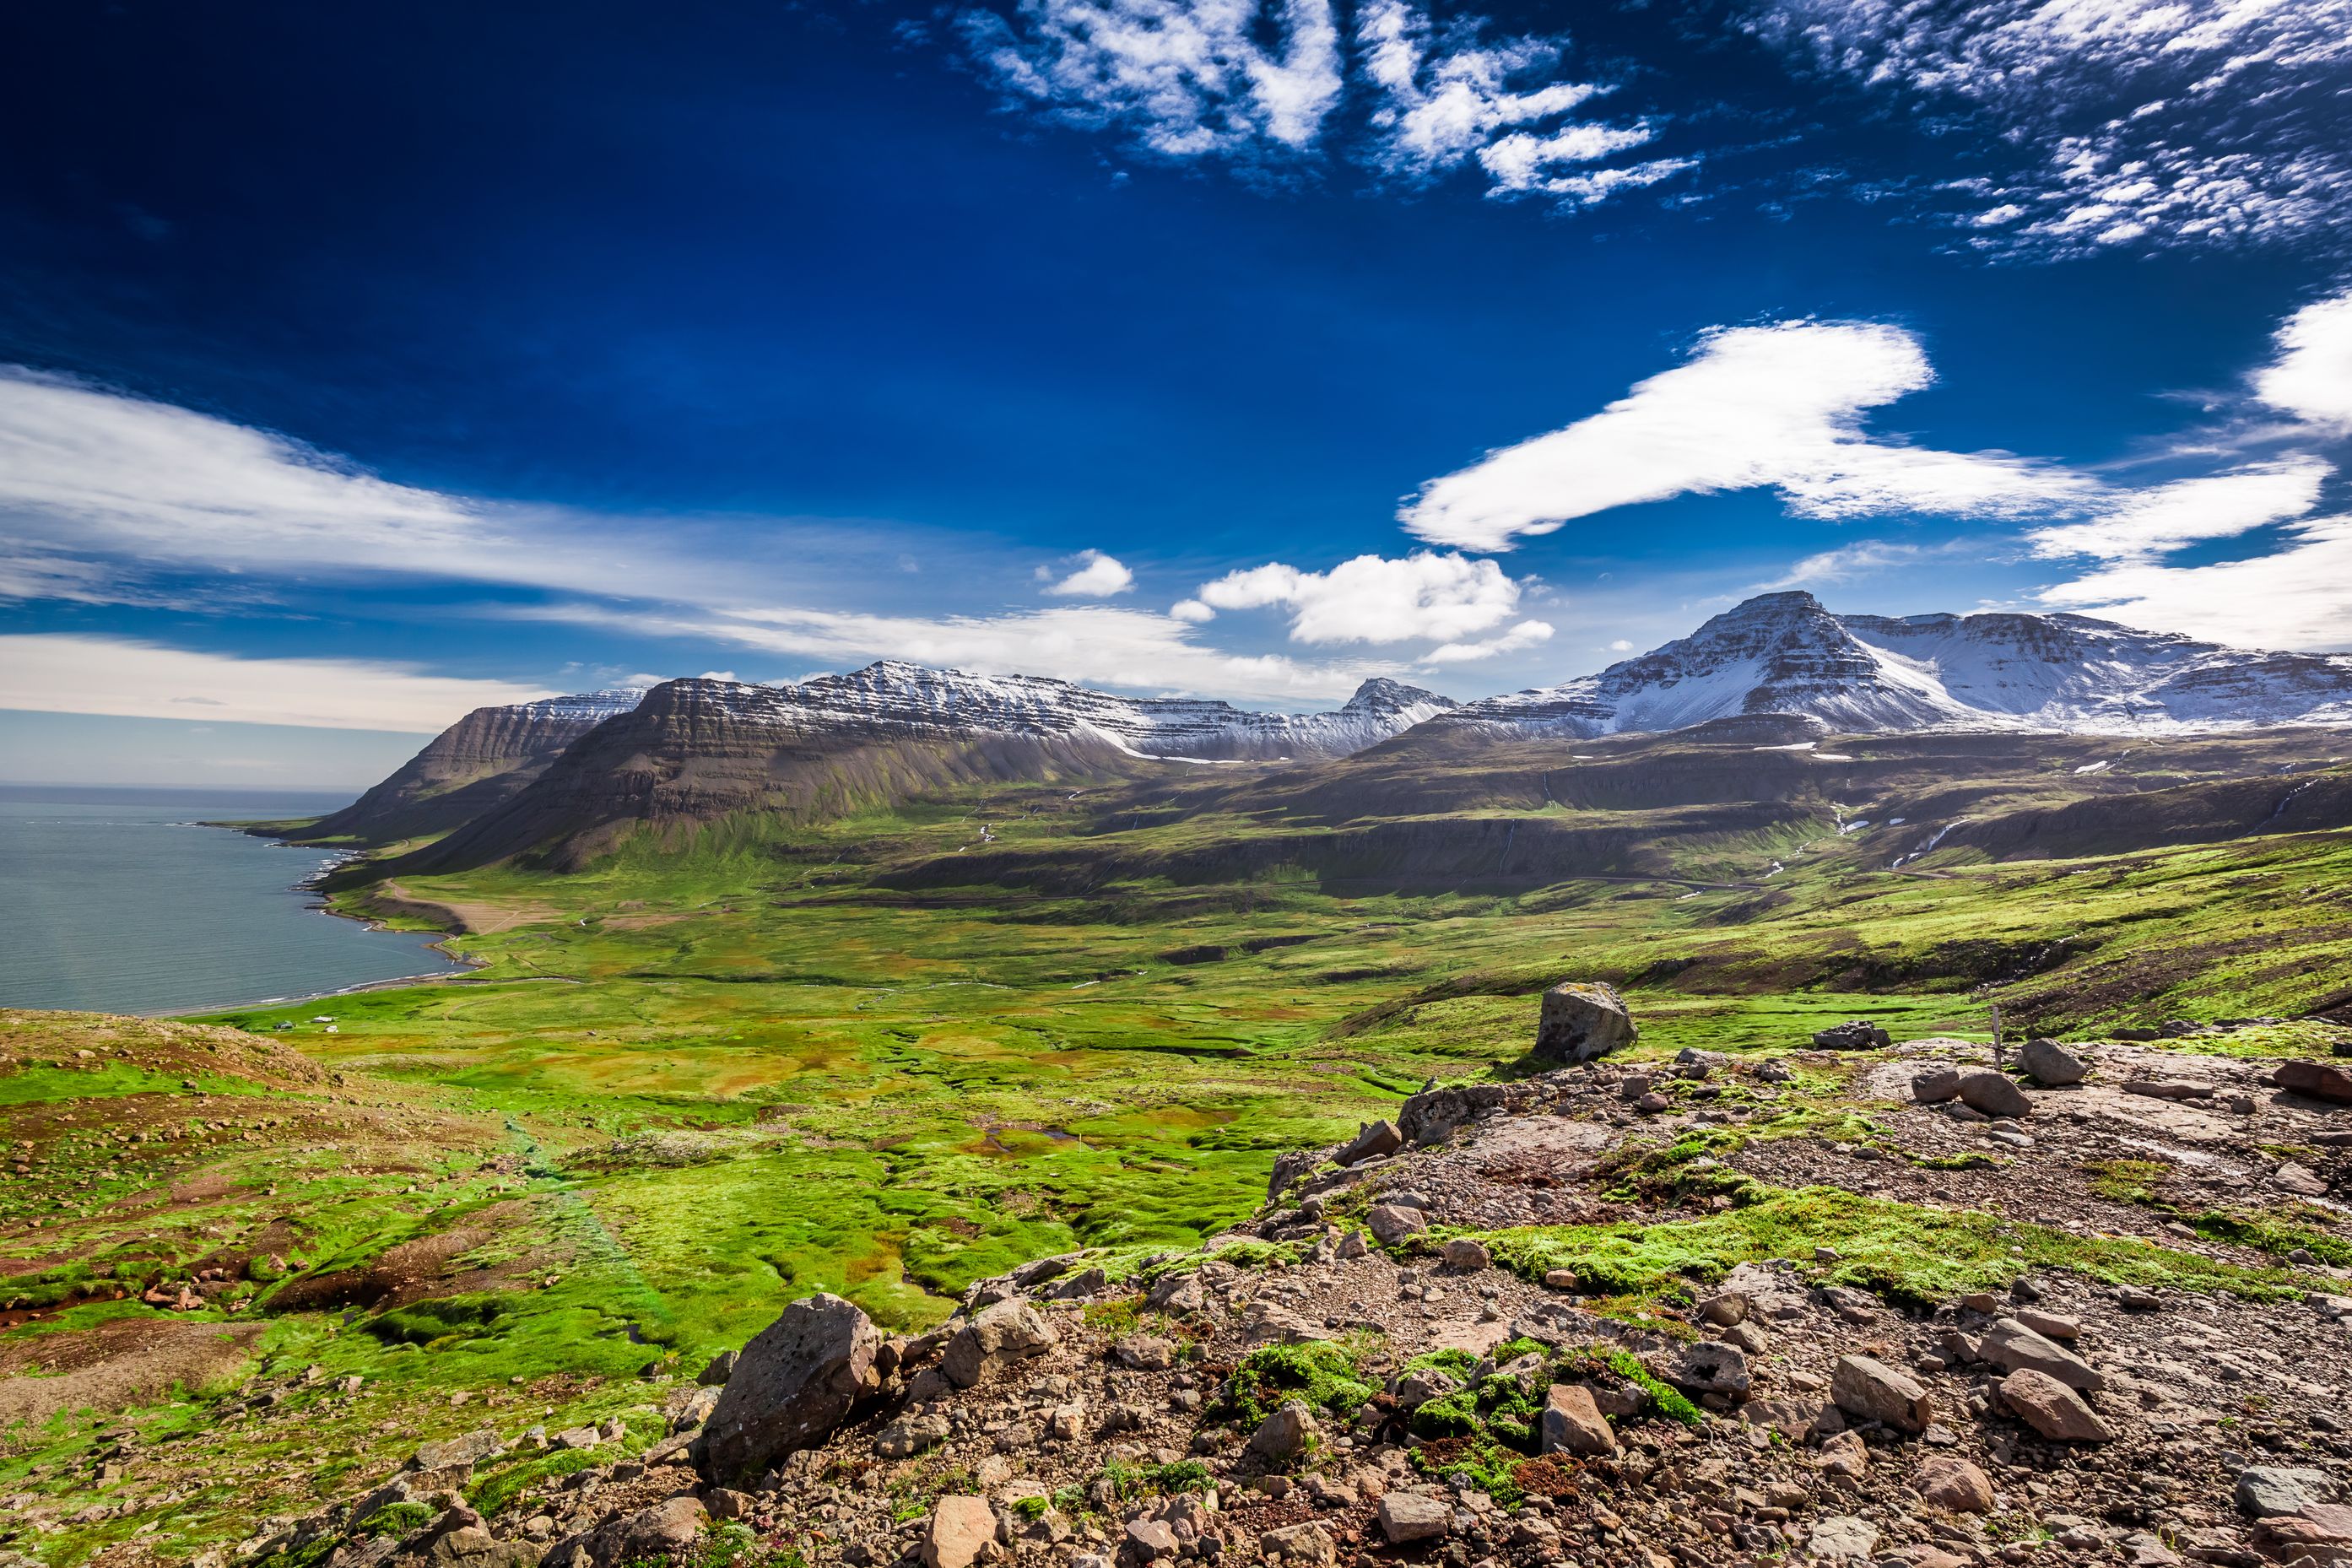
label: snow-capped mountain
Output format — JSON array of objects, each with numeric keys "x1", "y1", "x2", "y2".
[
  {"x1": 1443, "y1": 592, "x2": 2352, "y2": 738},
  {"x1": 380, "y1": 667, "x2": 1453, "y2": 870},
  {"x1": 738, "y1": 662, "x2": 1456, "y2": 760}
]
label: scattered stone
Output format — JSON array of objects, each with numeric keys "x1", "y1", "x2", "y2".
[
  {"x1": 1813, "y1": 1020, "x2": 1890, "y2": 1052},
  {"x1": 697, "y1": 1349, "x2": 737, "y2": 1386},
  {"x1": 2274, "y1": 1161, "x2": 2330, "y2": 1197},
  {"x1": 1830, "y1": 1354, "x2": 1933, "y2": 1433},
  {"x1": 922, "y1": 1496, "x2": 998, "y2": 1568},
  {"x1": 873, "y1": 1412, "x2": 949, "y2": 1458},
  {"x1": 1376, "y1": 1493, "x2": 1453, "y2": 1545},
  {"x1": 1999, "y1": 1369, "x2": 2114, "y2": 1442},
  {"x1": 702, "y1": 1291, "x2": 882, "y2": 1483},
  {"x1": 1807, "y1": 1514, "x2": 1881, "y2": 1561},
  {"x1": 2122, "y1": 1080, "x2": 2214, "y2": 1101},
  {"x1": 1671, "y1": 1340, "x2": 1751, "y2": 1403},
  {"x1": 1533, "y1": 981, "x2": 1638, "y2": 1062},
  {"x1": 1539, "y1": 1382, "x2": 1617, "y2": 1457},
  {"x1": 1366, "y1": 1204, "x2": 1427, "y2": 1246},
  {"x1": 1440, "y1": 1238, "x2": 1490, "y2": 1272},
  {"x1": 411, "y1": 1429, "x2": 500, "y2": 1473},
  {"x1": 1112, "y1": 1334, "x2": 1176, "y2": 1371},
  {"x1": 1916, "y1": 1456, "x2": 1994, "y2": 1514},
  {"x1": 2018, "y1": 1038, "x2": 2088, "y2": 1086}
]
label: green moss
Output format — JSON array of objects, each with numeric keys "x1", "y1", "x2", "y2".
[
  {"x1": 355, "y1": 1502, "x2": 435, "y2": 1538},
  {"x1": 1470, "y1": 1182, "x2": 2307, "y2": 1311},
  {"x1": 1220, "y1": 1339, "x2": 1378, "y2": 1427}
]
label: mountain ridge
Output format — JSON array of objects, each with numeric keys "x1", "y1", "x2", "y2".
[{"x1": 1442, "y1": 591, "x2": 2352, "y2": 738}]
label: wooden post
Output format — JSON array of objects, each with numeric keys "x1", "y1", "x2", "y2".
[{"x1": 1990, "y1": 1002, "x2": 2003, "y2": 1068}]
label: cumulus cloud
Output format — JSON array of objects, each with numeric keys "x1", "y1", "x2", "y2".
[
  {"x1": 2026, "y1": 458, "x2": 2329, "y2": 564},
  {"x1": 2254, "y1": 289, "x2": 2352, "y2": 432},
  {"x1": 958, "y1": 0, "x2": 1690, "y2": 207},
  {"x1": 2036, "y1": 515, "x2": 2352, "y2": 651},
  {"x1": 1402, "y1": 321, "x2": 2090, "y2": 552},
  {"x1": 1749, "y1": 0, "x2": 2352, "y2": 257},
  {"x1": 1421, "y1": 617, "x2": 1554, "y2": 663},
  {"x1": 511, "y1": 601, "x2": 1390, "y2": 703},
  {"x1": 1186, "y1": 550, "x2": 1527, "y2": 644},
  {"x1": 0, "y1": 635, "x2": 556, "y2": 732},
  {"x1": 1040, "y1": 549, "x2": 1137, "y2": 597}
]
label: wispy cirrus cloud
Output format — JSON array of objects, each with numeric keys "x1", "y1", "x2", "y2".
[
  {"x1": 0, "y1": 635, "x2": 555, "y2": 732},
  {"x1": 954, "y1": 0, "x2": 1694, "y2": 208},
  {"x1": 1747, "y1": 0, "x2": 2352, "y2": 257}
]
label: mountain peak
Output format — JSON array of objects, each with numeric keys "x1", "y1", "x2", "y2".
[{"x1": 1341, "y1": 677, "x2": 1456, "y2": 715}]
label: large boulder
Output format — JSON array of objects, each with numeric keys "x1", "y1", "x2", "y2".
[
  {"x1": 941, "y1": 1297, "x2": 1057, "y2": 1388},
  {"x1": 1812, "y1": 1020, "x2": 1890, "y2": 1051},
  {"x1": 2017, "y1": 1038, "x2": 2088, "y2": 1086},
  {"x1": 922, "y1": 1497, "x2": 998, "y2": 1568},
  {"x1": 1533, "y1": 981, "x2": 1637, "y2": 1063},
  {"x1": 2277, "y1": 1060, "x2": 2352, "y2": 1104},
  {"x1": 1539, "y1": 1383, "x2": 1616, "y2": 1456},
  {"x1": 1998, "y1": 1369, "x2": 2113, "y2": 1442},
  {"x1": 1955, "y1": 1071, "x2": 2031, "y2": 1120},
  {"x1": 1334, "y1": 1119, "x2": 1402, "y2": 1165},
  {"x1": 1980, "y1": 1317, "x2": 2101, "y2": 1392},
  {"x1": 700, "y1": 1292, "x2": 881, "y2": 1484}
]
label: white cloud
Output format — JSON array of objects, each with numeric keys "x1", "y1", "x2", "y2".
[
  {"x1": 1421, "y1": 618, "x2": 1554, "y2": 663},
  {"x1": 2036, "y1": 514, "x2": 2352, "y2": 651},
  {"x1": 1186, "y1": 550, "x2": 1527, "y2": 644},
  {"x1": 511, "y1": 601, "x2": 1392, "y2": 703},
  {"x1": 0, "y1": 635, "x2": 555, "y2": 732},
  {"x1": 2253, "y1": 289, "x2": 2352, "y2": 432},
  {"x1": 956, "y1": 0, "x2": 1344, "y2": 163},
  {"x1": 1041, "y1": 549, "x2": 1137, "y2": 597},
  {"x1": 2026, "y1": 457, "x2": 2328, "y2": 563},
  {"x1": 958, "y1": 0, "x2": 1690, "y2": 207},
  {"x1": 1606, "y1": 638, "x2": 1636, "y2": 652},
  {"x1": 1749, "y1": 0, "x2": 2352, "y2": 257},
  {"x1": 1402, "y1": 322, "x2": 2090, "y2": 551}
]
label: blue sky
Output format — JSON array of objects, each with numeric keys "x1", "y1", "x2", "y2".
[{"x1": 3, "y1": 0, "x2": 2349, "y2": 783}]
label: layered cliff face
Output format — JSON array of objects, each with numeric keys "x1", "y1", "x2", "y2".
[
  {"x1": 305, "y1": 689, "x2": 645, "y2": 846},
  {"x1": 390, "y1": 667, "x2": 1455, "y2": 872},
  {"x1": 1445, "y1": 592, "x2": 2352, "y2": 737}
]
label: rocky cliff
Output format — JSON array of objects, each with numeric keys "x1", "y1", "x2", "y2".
[{"x1": 305, "y1": 689, "x2": 646, "y2": 846}]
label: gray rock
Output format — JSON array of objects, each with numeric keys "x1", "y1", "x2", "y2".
[
  {"x1": 1246, "y1": 1401, "x2": 1319, "y2": 1467},
  {"x1": 1144, "y1": 1273, "x2": 1205, "y2": 1314},
  {"x1": 1981, "y1": 1317, "x2": 2102, "y2": 1392},
  {"x1": 1335, "y1": 1119, "x2": 1402, "y2": 1165},
  {"x1": 1366, "y1": 1204, "x2": 1428, "y2": 1246},
  {"x1": 1441, "y1": 1238, "x2": 1490, "y2": 1272},
  {"x1": 1911, "y1": 1067, "x2": 1961, "y2": 1105},
  {"x1": 2018, "y1": 1038, "x2": 2088, "y2": 1086},
  {"x1": 2236, "y1": 1466, "x2": 2330, "y2": 1519},
  {"x1": 1533, "y1": 981, "x2": 1637, "y2": 1063},
  {"x1": 696, "y1": 1349, "x2": 737, "y2": 1387},
  {"x1": 1807, "y1": 1515, "x2": 1880, "y2": 1562},
  {"x1": 410, "y1": 1428, "x2": 500, "y2": 1473},
  {"x1": 1376, "y1": 1494, "x2": 1453, "y2": 1545},
  {"x1": 701, "y1": 1291, "x2": 882, "y2": 1484},
  {"x1": 941, "y1": 1297, "x2": 1057, "y2": 1389},
  {"x1": 1955, "y1": 1071, "x2": 2031, "y2": 1119},
  {"x1": 1669, "y1": 1340, "x2": 1750, "y2": 1403},
  {"x1": 1539, "y1": 1383, "x2": 1616, "y2": 1456},
  {"x1": 873, "y1": 1412, "x2": 949, "y2": 1458},
  {"x1": 1113, "y1": 1334, "x2": 1176, "y2": 1371},
  {"x1": 2277, "y1": 1060, "x2": 2352, "y2": 1104},
  {"x1": 1830, "y1": 1354, "x2": 1933, "y2": 1433},
  {"x1": 1999, "y1": 1369, "x2": 2113, "y2": 1442},
  {"x1": 1812, "y1": 1020, "x2": 1890, "y2": 1051}
]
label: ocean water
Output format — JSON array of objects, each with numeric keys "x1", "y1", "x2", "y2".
[{"x1": 0, "y1": 786, "x2": 466, "y2": 1016}]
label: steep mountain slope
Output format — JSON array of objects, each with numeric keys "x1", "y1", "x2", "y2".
[
  {"x1": 387, "y1": 666, "x2": 1452, "y2": 871},
  {"x1": 303, "y1": 689, "x2": 646, "y2": 845},
  {"x1": 1445, "y1": 592, "x2": 2352, "y2": 738}
]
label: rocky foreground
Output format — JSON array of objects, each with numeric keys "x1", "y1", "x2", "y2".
[{"x1": 239, "y1": 1000, "x2": 2352, "y2": 1568}]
